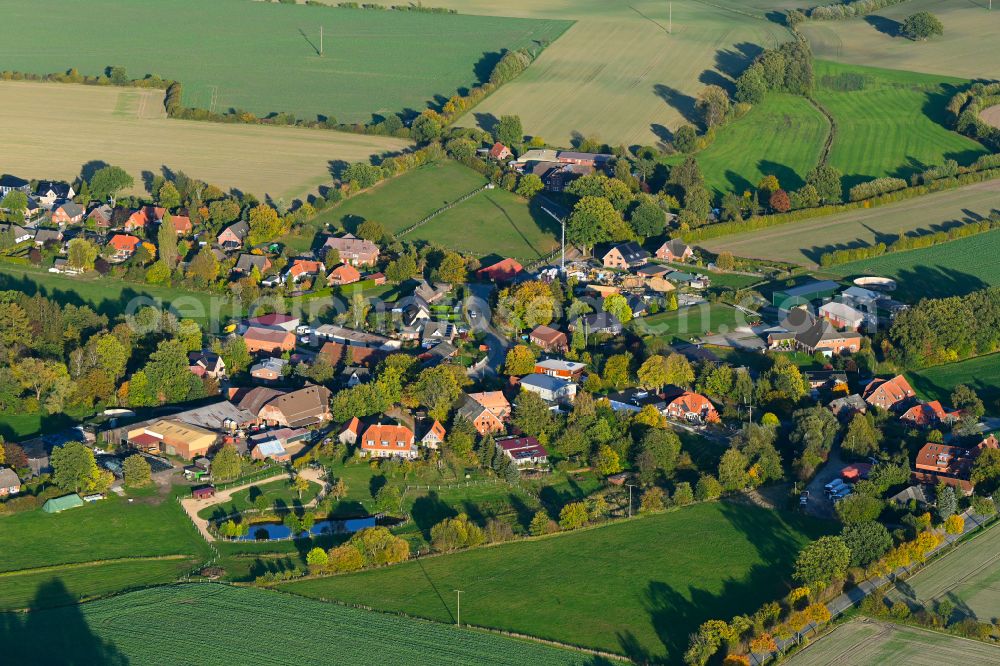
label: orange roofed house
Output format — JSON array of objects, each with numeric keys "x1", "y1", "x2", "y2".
[
  {"x1": 477, "y1": 257, "x2": 524, "y2": 282},
  {"x1": 488, "y1": 142, "x2": 512, "y2": 160},
  {"x1": 457, "y1": 391, "x2": 511, "y2": 435},
  {"x1": 323, "y1": 234, "x2": 379, "y2": 267},
  {"x1": 242, "y1": 326, "x2": 295, "y2": 354},
  {"x1": 359, "y1": 423, "x2": 417, "y2": 459},
  {"x1": 913, "y1": 436, "x2": 998, "y2": 494},
  {"x1": 900, "y1": 400, "x2": 960, "y2": 428},
  {"x1": 108, "y1": 233, "x2": 141, "y2": 261},
  {"x1": 125, "y1": 206, "x2": 165, "y2": 232},
  {"x1": 863, "y1": 375, "x2": 915, "y2": 411},
  {"x1": 285, "y1": 259, "x2": 326, "y2": 284},
  {"x1": 665, "y1": 392, "x2": 719, "y2": 424},
  {"x1": 327, "y1": 263, "x2": 361, "y2": 286}
]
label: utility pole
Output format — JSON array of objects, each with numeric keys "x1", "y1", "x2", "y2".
[
  {"x1": 625, "y1": 483, "x2": 637, "y2": 518},
  {"x1": 320, "y1": 25, "x2": 324, "y2": 56},
  {"x1": 669, "y1": 2, "x2": 673, "y2": 34},
  {"x1": 454, "y1": 589, "x2": 463, "y2": 627}
]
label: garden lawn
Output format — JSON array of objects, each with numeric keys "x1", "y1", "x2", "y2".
[
  {"x1": 0, "y1": 0, "x2": 570, "y2": 123},
  {"x1": 829, "y1": 229, "x2": 1000, "y2": 302},
  {"x1": 0, "y1": 583, "x2": 589, "y2": 665},
  {"x1": 908, "y1": 353, "x2": 1000, "y2": 415},
  {"x1": 196, "y1": 478, "x2": 321, "y2": 520},
  {"x1": 636, "y1": 303, "x2": 749, "y2": 344},
  {"x1": 0, "y1": 496, "x2": 208, "y2": 573},
  {"x1": 814, "y1": 60, "x2": 989, "y2": 190},
  {"x1": 668, "y1": 93, "x2": 829, "y2": 197},
  {"x1": 0, "y1": 406, "x2": 92, "y2": 442},
  {"x1": 280, "y1": 502, "x2": 833, "y2": 661},
  {"x1": 0, "y1": 557, "x2": 196, "y2": 611}
]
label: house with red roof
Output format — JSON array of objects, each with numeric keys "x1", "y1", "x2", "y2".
[
  {"x1": 359, "y1": 423, "x2": 417, "y2": 459},
  {"x1": 900, "y1": 401, "x2": 960, "y2": 428},
  {"x1": 421, "y1": 420, "x2": 446, "y2": 449},
  {"x1": 169, "y1": 214, "x2": 193, "y2": 235},
  {"x1": 457, "y1": 392, "x2": 510, "y2": 436},
  {"x1": 863, "y1": 375, "x2": 915, "y2": 411},
  {"x1": 125, "y1": 206, "x2": 165, "y2": 232},
  {"x1": 496, "y1": 436, "x2": 548, "y2": 467},
  {"x1": 477, "y1": 257, "x2": 524, "y2": 282},
  {"x1": 327, "y1": 263, "x2": 361, "y2": 286},
  {"x1": 529, "y1": 325, "x2": 567, "y2": 352},
  {"x1": 488, "y1": 142, "x2": 512, "y2": 160},
  {"x1": 107, "y1": 233, "x2": 141, "y2": 261},
  {"x1": 286, "y1": 259, "x2": 325, "y2": 284},
  {"x1": 664, "y1": 392, "x2": 719, "y2": 424},
  {"x1": 242, "y1": 326, "x2": 296, "y2": 354},
  {"x1": 339, "y1": 417, "x2": 362, "y2": 445},
  {"x1": 323, "y1": 234, "x2": 379, "y2": 267}
]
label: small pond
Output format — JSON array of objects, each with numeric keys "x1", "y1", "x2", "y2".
[{"x1": 232, "y1": 516, "x2": 377, "y2": 542}]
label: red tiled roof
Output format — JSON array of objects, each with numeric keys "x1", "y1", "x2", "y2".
[
  {"x1": 108, "y1": 234, "x2": 141, "y2": 252},
  {"x1": 360, "y1": 424, "x2": 415, "y2": 451},
  {"x1": 477, "y1": 258, "x2": 524, "y2": 281}
]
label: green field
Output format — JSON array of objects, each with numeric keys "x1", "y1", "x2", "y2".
[
  {"x1": 815, "y1": 61, "x2": 989, "y2": 190},
  {"x1": 0, "y1": 263, "x2": 239, "y2": 327},
  {"x1": 700, "y1": 178, "x2": 1000, "y2": 266},
  {"x1": 637, "y1": 303, "x2": 750, "y2": 344},
  {"x1": 801, "y1": 0, "x2": 1000, "y2": 82},
  {"x1": 281, "y1": 502, "x2": 832, "y2": 661},
  {"x1": 830, "y1": 230, "x2": 1000, "y2": 301},
  {"x1": 197, "y1": 478, "x2": 322, "y2": 521},
  {"x1": 672, "y1": 93, "x2": 829, "y2": 196},
  {"x1": 0, "y1": 0, "x2": 569, "y2": 123},
  {"x1": 317, "y1": 160, "x2": 559, "y2": 259},
  {"x1": 0, "y1": 583, "x2": 589, "y2": 665},
  {"x1": 909, "y1": 353, "x2": 1000, "y2": 415},
  {"x1": 0, "y1": 496, "x2": 209, "y2": 610},
  {"x1": 446, "y1": 0, "x2": 791, "y2": 146},
  {"x1": 887, "y1": 519, "x2": 1000, "y2": 622},
  {"x1": 786, "y1": 618, "x2": 1000, "y2": 665}
]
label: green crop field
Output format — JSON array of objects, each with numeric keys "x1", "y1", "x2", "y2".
[
  {"x1": 0, "y1": 583, "x2": 590, "y2": 665},
  {"x1": 316, "y1": 160, "x2": 559, "y2": 259},
  {"x1": 801, "y1": 0, "x2": 1000, "y2": 82},
  {"x1": 909, "y1": 353, "x2": 1000, "y2": 414},
  {"x1": 887, "y1": 519, "x2": 1000, "y2": 622},
  {"x1": 785, "y1": 618, "x2": 1000, "y2": 666},
  {"x1": 830, "y1": 230, "x2": 1000, "y2": 301},
  {"x1": 0, "y1": 496, "x2": 209, "y2": 610},
  {"x1": 815, "y1": 61, "x2": 988, "y2": 190},
  {"x1": 637, "y1": 303, "x2": 751, "y2": 344},
  {"x1": 0, "y1": 81, "x2": 411, "y2": 202},
  {"x1": 669, "y1": 93, "x2": 829, "y2": 197},
  {"x1": 443, "y1": 0, "x2": 791, "y2": 146},
  {"x1": 0, "y1": 0, "x2": 569, "y2": 124},
  {"x1": 700, "y1": 178, "x2": 1000, "y2": 266},
  {"x1": 281, "y1": 502, "x2": 832, "y2": 661}
]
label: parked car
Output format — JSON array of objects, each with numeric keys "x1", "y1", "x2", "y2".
[
  {"x1": 824, "y1": 479, "x2": 846, "y2": 493},
  {"x1": 799, "y1": 491, "x2": 810, "y2": 506}
]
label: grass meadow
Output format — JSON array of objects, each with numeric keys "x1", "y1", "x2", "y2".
[
  {"x1": 637, "y1": 304, "x2": 750, "y2": 344},
  {"x1": 700, "y1": 178, "x2": 1000, "y2": 266},
  {"x1": 0, "y1": 0, "x2": 569, "y2": 124},
  {"x1": 0, "y1": 81, "x2": 410, "y2": 201},
  {"x1": 801, "y1": 0, "x2": 1000, "y2": 82},
  {"x1": 280, "y1": 502, "x2": 832, "y2": 661},
  {"x1": 909, "y1": 353, "x2": 1000, "y2": 414},
  {"x1": 785, "y1": 619, "x2": 1000, "y2": 665},
  {"x1": 886, "y1": 520, "x2": 1000, "y2": 623},
  {"x1": 0, "y1": 584, "x2": 590, "y2": 665},
  {"x1": 447, "y1": 0, "x2": 792, "y2": 146},
  {"x1": 830, "y1": 230, "x2": 1000, "y2": 301},
  {"x1": 316, "y1": 160, "x2": 559, "y2": 259}
]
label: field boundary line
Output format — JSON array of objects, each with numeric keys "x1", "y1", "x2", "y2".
[
  {"x1": 806, "y1": 95, "x2": 837, "y2": 167},
  {"x1": 397, "y1": 184, "x2": 489, "y2": 237},
  {"x1": 0, "y1": 554, "x2": 192, "y2": 579}
]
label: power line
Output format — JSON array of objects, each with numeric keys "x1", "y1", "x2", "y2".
[{"x1": 453, "y1": 589, "x2": 463, "y2": 626}]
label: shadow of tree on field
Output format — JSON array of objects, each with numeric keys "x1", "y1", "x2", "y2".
[
  {"x1": 757, "y1": 159, "x2": 805, "y2": 191},
  {"x1": 864, "y1": 15, "x2": 901, "y2": 38},
  {"x1": 79, "y1": 160, "x2": 110, "y2": 183},
  {"x1": 699, "y1": 69, "x2": 735, "y2": 96},
  {"x1": 714, "y1": 43, "x2": 763, "y2": 79},
  {"x1": 653, "y1": 85, "x2": 699, "y2": 126},
  {"x1": 410, "y1": 490, "x2": 456, "y2": 538},
  {"x1": 473, "y1": 51, "x2": 503, "y2": 86},
  {"x1": 473, "y1": 112, "x2": 499, "y2": 137},
  {"x1": 0, "y1": 579, "x2": 129, "y2": 664}
]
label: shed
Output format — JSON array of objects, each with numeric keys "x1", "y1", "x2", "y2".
[
  {"x1": 42, "y1": 494, "x2": 84, "y2": 513},
  {"x1": 191, "y1": 485, "x2": 216, "y2": 500},
  {"x1": 841, "y1": 463, "x2": 872, "y2": 482}
]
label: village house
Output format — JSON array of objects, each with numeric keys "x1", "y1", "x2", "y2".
[
  {"x1": 529, "y1": 325, "x2": 568, "y2": 352},
  {"x1": 458, "y1": 391, "x2": 510, "y2": 435},
  {"x1": 34, "y1": 181, "x2": 75, "y2": 208},
  {"x1": 242, "y1": 326, "x2": 296, "y2": 354},
  {"x1": 477, "y1": 257, "x2": 523, "y2": 282},
  {"x1": 327, "y1": 263, "x2": 361, "y2": 286},
  {"x1": 912, "y1": 441, "x2": 985, "y2": 494},
  {"x1": 496, "y1": 436, "x2": 549, "y2": 467},
  {"x1": 0, "y1": 175, "x2": 31, "y2": 197},
  {"x1": 863, "y1": 375, "x2": 916, "y2": 411},
  {"x1": 803, "y1": 370, "x2": 848, "y2": 391},
  {"x1": 258, "y1": 385, "x2": 332, "y2": 427},
  {"x1": 636, "y1": 264, "x2": 677, "y2": 293},
  {"x1": 0, "y1": 224, "x2": 33, "y2": 244},
  {"x1": 900, "y1": 401, "x2": 960, "y2": 428},
  {"x1": 86, "y1": 204, "x2": 114, "y2": 230},
  {"x1": 414, "y1": 280, "x2": 451, "y2": 304},
  {"x1": 250, "y1": 439, "x2": 291, "y2": 463},
  {"x1": 488, "y1": 142, "x2": 512, "y2": 160},
  {"x1": 520, "y1": 374, "x2": 577, "y2": 404},
  {"x1": 655, "y1": 239, "x2": 693, "y2": 262},
  {"x1": 570, "y1": 312, "x2": 623, "y2": 336},
  {"x1": 819, "y1": 301, "x2": 869, "y2": 331},
  {"x1": 233, "y1": 253, "x2": 271, "y2": 276},
  {"x1": 188, "y1": 350, "x2": 226, "y2": 379},
  {"x1": 168, "y1": 214, "x2": 193, "y2": 235},
  {"x1": 218, "y1": 220, "x2": 249, "y2": 250},
  {"x1": 421, "y1": 320, "x2": 455, "y2": 346},
  {"x1": 285, "y1": 259, "x2": 325, "y2": 284},
  {"x1": 33, "y1": 228, "x2": 64, "y2": 247},
  {"x1": 421, "y1": 420, "x2": 446, "y2": 449},
  {"x1": 606, "y1": 388, "x2": 666, "y2": 413},
  {"x1": 323, "y1": 233, "x2": 379, "y2": 266},
  {"x1": 602, "y1": 241, "x2": 650, "y2": 269},
  {"x1": 107, "y1": 233, "x2": 141, "y2": 261},
  {"x1": 0, "y1": 468, "x2": 21, "y2": 497},
  {"x1": 339, "y1": 417, "x2": 362, "y2": 445},
  {"x1": 359, "y1": 423, "x2": 417, "y2": 459},
  {"x1": 125, "y1": 206, "x2": 165, "y2": 232},
  {"x1": 51, "y1": 202, "x2": 84, "y2": 225},
  {"x1": 767, "y1": 309, "x2": 863, "y2": 356},
  {"x1": 533, "y1": 358, "x2": 586, "y2": 381},
  {"x1": 828, "y1": 394, "x2": 867, "y2": 421},
  {"x1": 250, "y1": 357, "x2": 288, "y2": 383},
  {"x1": 664, "y1": 391, "x2": 719, "y2": 423}
]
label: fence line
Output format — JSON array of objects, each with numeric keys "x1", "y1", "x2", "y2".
[{"x1": 397, "y1": 184, "x2": 489, "y2": 237}]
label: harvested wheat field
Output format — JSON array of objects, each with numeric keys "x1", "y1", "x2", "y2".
[{"x1": 0, "y1": 81, "x2": 410, "y2": 201}]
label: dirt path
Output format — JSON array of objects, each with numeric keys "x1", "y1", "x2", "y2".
[
  {"x1": 980, "y1": 104, "x2": 1000, "y2": 130},
  {"x1": 179, "y1": 467, "x2": 326, "y2": 542}
]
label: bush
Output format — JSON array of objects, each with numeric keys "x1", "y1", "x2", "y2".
[{"x1": 848, "y1": 177, "x2": 908, "y2": 202}]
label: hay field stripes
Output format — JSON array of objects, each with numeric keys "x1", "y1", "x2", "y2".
[
  {"x1": 785, "y1": 619, "x2": 1000, "y2": 665},
  {"x1": 0, "y1": 81, "x2": 410, "y2": 202},
  {"x1": 699, "y1": 178, "x2": 1000, "y2": 266},
  {"x1": 801, "y1": 0, "x2": 1000, "y2": 81}
]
